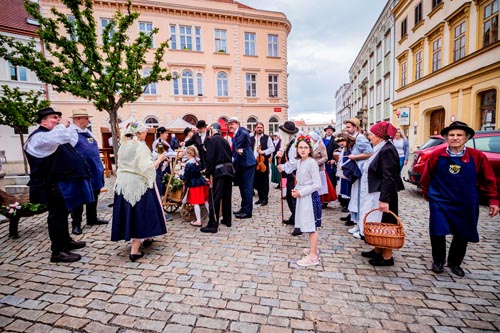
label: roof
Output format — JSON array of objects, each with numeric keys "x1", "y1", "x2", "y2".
[
  {"x1": 294, "y1": 120, "x2": 307, "y2": 126},
  {"x1": 206, "y1": 0, "x2": 254, "y2": 10},
  {"x1": 0, "y1": 0, "x2": 38, "y2": 36}
]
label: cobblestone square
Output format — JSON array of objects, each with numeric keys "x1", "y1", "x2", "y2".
[{"x1": 0, "y1": 176, "x2": 499, "y2": 332}]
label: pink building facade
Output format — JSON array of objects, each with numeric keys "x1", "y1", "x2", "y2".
[{"x1": 40, "y1": 0, "x2": 291, "y2": 144}]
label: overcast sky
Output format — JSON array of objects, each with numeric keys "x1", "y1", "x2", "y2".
[{"x1": 241, "y1": 0, "x2": 387, "y2": 124}]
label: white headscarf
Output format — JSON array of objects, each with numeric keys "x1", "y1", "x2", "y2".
[
  {"x1": 309, "y1": 131, "x2": 321, "y2": 150},
  {"x1": 124, "y1": 121, "x2": 148, "y2": 136}
]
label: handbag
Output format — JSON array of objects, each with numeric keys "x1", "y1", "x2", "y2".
[{"x1": 363, "y1": 208, "x2": 405, "y2": 249}]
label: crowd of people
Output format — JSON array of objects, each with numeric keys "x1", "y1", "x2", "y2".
[{"x1": 23, "y1": 107, "x2": 498, "y2": 276}]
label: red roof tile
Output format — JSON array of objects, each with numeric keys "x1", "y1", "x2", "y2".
[{"x1": 0, "y1": 0, "x2": 38, "y2": 36}]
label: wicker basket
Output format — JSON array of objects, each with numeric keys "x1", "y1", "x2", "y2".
[
  {"x1": 363, "y1": 208, "x2": 405, "y2": 249},
  {"x1": 167, "y1": 189, "x2": 183, "y2": 203}
]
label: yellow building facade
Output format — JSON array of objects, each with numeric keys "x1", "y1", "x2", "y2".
[
  {"x1": 392, "y1": 0, "x2": 499, "y2": 149},
  {"x1": 39, "y1": 0, "x2": 291, "y2": 144}
]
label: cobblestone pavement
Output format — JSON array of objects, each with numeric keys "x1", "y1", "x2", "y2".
[{"x1": 0, "y1": 176, "x2": 499, "y2": 333}]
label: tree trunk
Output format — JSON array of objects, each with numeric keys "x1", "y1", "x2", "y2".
[
  {"x1": 108, "y1": 109, "x2": 120, "y2": 169},
  {"x1": 19, "y1": 132, "x2": 29, "y2": 175}
]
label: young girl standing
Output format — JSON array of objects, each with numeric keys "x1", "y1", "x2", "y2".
[
  {"x1": 181, "y1": 146, "x2": 209, "y2": 227},
  {"x1": 292, "y1": 135, "x2": 322, "y2": 267}
]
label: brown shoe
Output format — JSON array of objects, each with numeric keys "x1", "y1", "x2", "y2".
[
  {"x1": 66, "y1": 240, "x2": 86, "y2": 251},
  {"x1": 50, "y1": 251, "x2": 81, "y2": 263}
]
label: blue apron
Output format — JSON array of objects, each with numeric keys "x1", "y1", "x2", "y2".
[
  {"x1": 74, "y1": 132, "x2": 105, "y2": 191},
  {"x1": 428, "y1": 155, "x2": 480, "y2": 242}
]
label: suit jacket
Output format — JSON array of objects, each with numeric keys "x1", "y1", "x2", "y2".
[
  {"x1": 205, "y1": 133, "x2": 235, "y2": 179},
  {"x1": 367, "y1": 141, "x2": 404, "y2": 203},
  {"x1": 185, "y1": 132, "x2": 209, "y2": 170},
  {"x1": 232, "y1": 127, "x2": 256, "y2": 169},
  {"x1": 324, "y1": 136, "x2": 339, "y2": 161}
]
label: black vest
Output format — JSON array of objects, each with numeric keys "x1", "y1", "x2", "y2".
[
  {"x1": 251, "y1": 134, "x2": 270, "y2": 157},
  {"x1": 24, "y1": 126, "x2": 90, "y2": 204}
]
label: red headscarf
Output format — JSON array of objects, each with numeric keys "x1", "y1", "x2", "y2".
[{"x1": 370, "y1": 121, "x2": 398, "y2": 140}]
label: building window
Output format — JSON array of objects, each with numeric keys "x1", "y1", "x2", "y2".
[
  {"x1": 376, "y1": 82, "x2": 381, "y2": 104},
  {"x1": 172, "y1": 72, "x2": 179, "y2": 95},
  {"x1": 101, "y1": 18, "x2": 113, "y2": 41},
  {"x1": 245, "y1": 73, "x2": 257, "y2": 97},
  {"x1": 139, "y1": 21, "x2": 154, "y2": 47},
  {"x1": 415, "y1": 2, "x2": 423, "y2": 26},
  {"x1": 196, "y1": 73, "x2": 203, "y2": 96},
  {"x1": 432, "y1": 37, "x2": 442, "y2": 72},
  {"x1": 180, "y1": 26, "x2": 193, "y2": 50},
  {"x1": 482, "y1": 0, "x2": 499, "y2": 47},
  {"x1": 68, "y1": 15, "x2": 77, "y2": 42},
  {"x1": 244, "y1": 32, "x2": 256, "y2": 56},
  {"x1": 143, "y1": 68, "x2": 156, "y2": 95},
  {"x1": 480, "y1": 89, "x2": 497, "y2": 130},
  {"x1": 195, "y1": 27, "x2": 201, "y2": 51},
  {"x1": 145, "y1": 116, "x2": 159, "y2": 128},
  {"x1": 269, "y1": 116, "x2": 279, "y2": 134},
  {"x1": 376, "y1": 43, "x2": 382, "y2": 64},
  {"x1": 415, "y1": 50, "x2": 422, "y2": 80},
  {"x1": 369, "y1": 53, "x2": 374, "y2": 72},
  {"x1": 268, "y1": 74, "x2": 278, "y2": 98},
  {"x1": 401, "y1": 61, "x2": 407, "y2": 87},
  {"x1": 384, "y1": 33, "x2": 391, "y2": 54},
  {"x1": 170, "y1": 25, "x2": 177, "y2": 49},
  {"x1": 9, "y1": 61, "x2": 27, "y2": 81},
  {"x1": 217, "y1": 72, "x2": 228, "y2": 97},
  {"x1": 182, "y1": 70, "x2": 194, "y2": 95},
  {"x1": 215, "y1": 29, "x2": 227, "y2": 52},
  {"x1": 453, "y1": 21, "x2": 466, "y2": 61},
  {"x1": 401, "y1": 17, "x2": 408, "y2": 39},
  {"x1": 268, "y1": 34, "x2": 278, "y2": 57},
  {"x1": 246, "y1": 116, "x2": 257, "y2": 132},
  {"x1": 369, "y1": 87, "x2": 374, "y2": 108},
  {"x1": 383, "y1": 76, "x2": 390, "y2": 100},
  {"x1": 432, "y1": 0, "x2": 442, "y2": 9}
]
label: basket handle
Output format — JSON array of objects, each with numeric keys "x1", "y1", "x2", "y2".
[{"x1": 363, "y1": 208, "x2": 402, "y2": 226}]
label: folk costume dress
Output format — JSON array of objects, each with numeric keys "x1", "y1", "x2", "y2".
[
  {"x1": 111, "y1": 138, "x2": 167, "y2": 242},
  {"x1": 421, "y1": 146, "x2": 498, "y2": 243},
  {"x1": 294, "y1": 157, "x2": 322, "y2": 233},
  {"x1": 181, "y1": 158, "x2": 209, "y2": 205}
]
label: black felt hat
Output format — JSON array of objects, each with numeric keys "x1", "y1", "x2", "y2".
[
  {"x1": 36, "y1": 107, "x2": 61, "y2": 123},
  {"x1": 183, "y1": 126, "x2": 193, "y2": 136},
  {"x1": 196, "y1": 120, "x2": 208, "y2": 128},
  {"x1": 324, "y1": 125, "x2": 335, "y2": 132},
  {"x1": 440, "y1": 121, "x2": 475, "y2": 138},
  {"x1": 279, "y1": 121, "x2": 299, "y2": 134}
]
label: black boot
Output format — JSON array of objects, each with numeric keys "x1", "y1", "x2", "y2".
[{"x1": 72, "y1": 221, "x2": 82, "y2": 235}]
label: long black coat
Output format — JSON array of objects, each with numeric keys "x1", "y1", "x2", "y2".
[
  {"x1": 185, "y1": 132, "x2": 210, "y2": 170},
  {"x1": 205, "y1": 133, "x2": 234, "y2": 179}
]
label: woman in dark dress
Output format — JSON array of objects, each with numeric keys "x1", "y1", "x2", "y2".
[{"x1": 111, "y1": 121, "x2": 167, "y2": 262}]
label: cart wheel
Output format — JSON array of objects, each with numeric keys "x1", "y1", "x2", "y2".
[
  {"x1": 181, "y1": 203, "x2": 194, "y2": 221},
  {"x1": 164, "y1": 203, "x2": 179, "y2": 213}
]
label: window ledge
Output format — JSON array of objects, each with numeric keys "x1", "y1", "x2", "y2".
[
  {"x1": 214, "y1": 51, "x2": 229, "y2": 55},
  {"x1": 428, "y1": 2, "x2": 444, "y2": 19},
  {"x1": 398, "y1": 35, "x2": 408, "y2": 45},
  {"x1": 267, "y1": 56, "x2": 281, "y2": 59},
  {"x1": 243, "y1": 54, "x2": 259, "y2": 58},
  {"x1": 412, "y1": 20, "x2": 425, "y2": 33}
]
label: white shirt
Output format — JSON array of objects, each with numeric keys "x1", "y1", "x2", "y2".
[{"x1": 24, "y1": 124, "x2": 78, "y2": 158}]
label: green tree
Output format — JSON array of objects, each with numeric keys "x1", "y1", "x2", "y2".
[
  {"x1": 0, "y1": 85, "x2": 50, "y2": 174},
  {"x1": 0, "y1": 0, "x2": 171, "y2": 163}
]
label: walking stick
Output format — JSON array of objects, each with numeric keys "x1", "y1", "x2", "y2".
[{"x1": 277, "y1": 155, "x2": 284, "y2": 225}]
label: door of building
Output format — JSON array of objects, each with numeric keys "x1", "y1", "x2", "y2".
[{"x1": 430, "y1": 109, "x2": 445, "y2": 135}]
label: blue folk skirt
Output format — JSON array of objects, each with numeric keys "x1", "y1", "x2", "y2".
[{"x1": 111, "y1": 187, "x2": 167, "y2": 241}]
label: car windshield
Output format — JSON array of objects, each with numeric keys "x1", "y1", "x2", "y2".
[{"x1": 419, "y1": 137, "x2": 445, "y2": 150}]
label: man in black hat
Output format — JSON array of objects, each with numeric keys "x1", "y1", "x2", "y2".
[
  {"x1": 276, "y1": 121, "x2": 301, "y2": 235},
  {"x1": 24, "y1": 107, "x2": 94, "y2": 263},
  {"x1": 421, "y1": 121, "x2": 498, "y2": 277},
  {"x1": 201, "y1": 122, "x2": 235, "y2": 233},
  {"x1": 185, "y1": 120, "x2": 209, "y2": 170},
  {"x1": 323, "y1": 124, "x2": 339, "y2": 190}
]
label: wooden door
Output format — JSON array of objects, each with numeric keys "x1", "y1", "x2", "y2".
[{"x1": 430, "y1": 109, "x2": 445, "y2": 135}]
